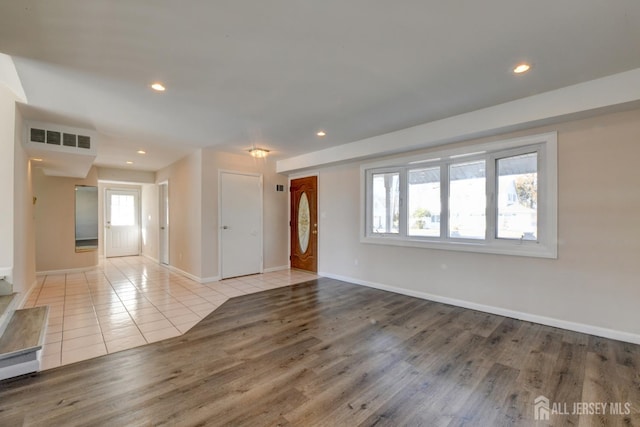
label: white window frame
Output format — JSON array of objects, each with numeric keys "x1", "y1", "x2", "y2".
[{"x1": 361, "y1": 132, "x2": 557, "y2": 258}]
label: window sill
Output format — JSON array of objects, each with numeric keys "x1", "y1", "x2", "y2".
[{"x1": 361, "y1": 235, "x2": 557, "y2": 259}]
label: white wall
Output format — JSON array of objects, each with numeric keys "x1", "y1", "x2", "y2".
[
  {"x1": 141, "y1": 183, "x2": 159, "y2": 261},
  {"x1": 13, "y1": 106, "x2": 36, "y2": 293},
  {"x1": 97, "y1": 167, "x2": 156, "y2": 184},
  {"x1": 156, "y1": 150, "x2": 203, "y2": 278},
  {"x1": 34, "y1": 167, "x2": 99, "y2": 273},
  {"x1": 315, "y1": 108, "x2": 640, "y2": 342},
  {"x1": 0, "y1": 84, "x2": 17, "y2": 280},
  {"x1": 155, "y1": 149, "x2": 289, "y2": 281},
  {"x1": 1, "y1": 54, "x2": 34, "y2": 294},
  {"x1": 201, "y1": 149, "x2": 289, "y2": 279}
]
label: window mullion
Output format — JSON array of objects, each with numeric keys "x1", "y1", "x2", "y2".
[
  {"x1": 399, "y1": 168, "x2": 408, "y2": 238},
  {"x1": 441, "y1": 162, "x2": 449, "y2": 241},
  {"x1": 486, "y1": 154, "x2": 497, "y2": 242}
]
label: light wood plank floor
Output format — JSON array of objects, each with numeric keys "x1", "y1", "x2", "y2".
[{"x1": 1, "y1": 278, "x2": 639, "y2": 426}]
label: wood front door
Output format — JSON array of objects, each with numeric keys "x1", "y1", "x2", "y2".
[{"x1": 290, "y1": 176, "x2": 317, "y2": 272}]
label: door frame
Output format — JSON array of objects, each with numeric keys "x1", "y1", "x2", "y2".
[
  {"x1": 288, "y1": 172, "x2": 320, "y2": 271},
  {"x1": 103, "y1": 187, "x2": 142, "y2": 258},
  {"x1": 218, "y1": 170, "x2": 264, "y2": 279},
  {"x1": 158, "y1": 180, "x2": 169, "y2": 265}
]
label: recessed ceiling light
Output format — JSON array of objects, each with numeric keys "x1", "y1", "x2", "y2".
[
  {"x1": 126, "y1": 161, "x2": 134, "y2": 165},
  {"x1": 137, "y1": 150, "x2": 146, "y2": 154},
  {"x1": 513, "y1": 63, "x2": 531, "y2": 74},
  {"x1": 31, "y1": 158, "x2": 43, "y2": 162},
  {"x1": 316, "y1": 130, "x2": 326, "y2": 137},
  {"x1": 151, "y1": 82, "x2": 166, "y2": 91}
]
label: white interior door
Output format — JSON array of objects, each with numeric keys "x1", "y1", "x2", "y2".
[
  {"x1": 220, "y1": 172, "x2": 262, "y2": 279},
  {"x1": 105, "y1": 189, "x2": 140, "y2": 257},
  {"x1": 159, "y1": 182, "x2": 169, "y2": 265}
]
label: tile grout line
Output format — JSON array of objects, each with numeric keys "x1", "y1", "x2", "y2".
[{"x1": 39, "y1": 257, "x2": 320, "y2": 369}]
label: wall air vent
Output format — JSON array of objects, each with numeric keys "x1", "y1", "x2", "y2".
[
  {"x1": 23, "y1": 120, "x2": 98, "y2": 178},
  {"x1": 30, "y1": 128, "x2": 45, "y2": 143},
  {"x1": 63, "y1": 133, "x2": 77, "y2": 147},
  {"x1": 77, "y1": 135, "x2": 91, "y2": 149},
  {"x1": 46, "y1": 130, "x2": 61, "y2": 145}
]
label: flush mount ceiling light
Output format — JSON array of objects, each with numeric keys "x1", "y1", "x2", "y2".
[
  {"x1": 151, "y1": 82, "x2": 166, "y2": 91},
  {"x1": 126, "y1": 161, "x2": 134, "y2": 165},
  {"x1": 316, "y1": 130, "x2": 326, "y2": 137},
  {"x1": 513, "y1": 63, "x2": 531, "y2": 74},
  {"x1": 248, "y1": 148, "x2": 269, "y2": 158},
  {"x1": 137, "y1": 150, "x2": 146, "y2": 154}
]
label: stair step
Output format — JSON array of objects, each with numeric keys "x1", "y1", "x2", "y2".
[
  {"x1": 0, "y1": 293, "x2": 18, "y2": 337},
  {"x1": 0, "y1": 306, "x2": 49, "y2": 380},
  {"x1": 0, "y1": 294, "x2": 16, "y2": 318},
  {"x1": 0, "y1": 278, "x2": 12, "y2": 296}
]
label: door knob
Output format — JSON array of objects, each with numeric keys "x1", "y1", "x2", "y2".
[{"x1": 222, "y1": 225, "x2": 230, "y2": 229}]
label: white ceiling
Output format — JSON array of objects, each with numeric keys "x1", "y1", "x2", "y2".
[{"x1": 1, "y1": 1, "x2": 640, "y2": 172}]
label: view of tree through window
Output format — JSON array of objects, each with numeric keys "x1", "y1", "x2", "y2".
[
  {"x1": 497, "y1": 152, "x2": 538, "y2": 240},
  {"x1": 408, "y1": 167, "x2": 440, "y2": 237},
  {"x1": 363, "y1": 133, "x2": 556, "y2": 258}
]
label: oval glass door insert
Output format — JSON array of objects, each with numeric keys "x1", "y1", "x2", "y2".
[{"x1": 298, "y1": 192, "x2": 310, "y2": 253}]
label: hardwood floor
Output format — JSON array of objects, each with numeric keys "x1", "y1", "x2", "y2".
[{"x1": 0, "y1": 278, "x2": 639, "y2": 426}]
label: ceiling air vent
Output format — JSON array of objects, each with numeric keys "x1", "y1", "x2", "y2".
[
  {"x1": 77, "y1": 135, "x2": 91, "y2": 149},
  {"x1": 46, "y1": 130, "x2": 61, "y2": 145},
  {"x1": 24, "y1": 121, "x2": 97, "y2": 178},
  {"x1": 63, "y1": 133, "x2": 77, "y2": 147},
  {"x1": 30, "y1": 128, "x2": 45, "y2": 143}
]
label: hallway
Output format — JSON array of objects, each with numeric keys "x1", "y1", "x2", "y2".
[{"x1": 23, "y1": 257, "x2": 319, "y2": 370}]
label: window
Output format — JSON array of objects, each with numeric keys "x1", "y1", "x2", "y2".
[
  {"x1": 408, "y1": 167, "x2": 440, "y2": 237},
  {"x1": 110, "y1": 194, "x2": 136, "y2": 226},
  {"x1": 362, "y1": 132, "x2": 557, "y2": 258},
  {"x1": 497, "y1": 152, "x2": 538, "y2": 241},
  {"x1": 449, "y1": 160, "x2": 486, "y2": 239},
  {"x1": 371, "y1": 171, "x2": 400, "y2": 234}
]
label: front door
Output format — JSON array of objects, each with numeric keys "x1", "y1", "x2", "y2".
[
  {"x1": 220, "y1": 172, "x2": 263, "y2": 279},
  {"x1": 290, "y1": 176, "x2": 317, "y2": 272},
  {"x1": 105, "y1": 189, "x2": 140, "y2": 257}
]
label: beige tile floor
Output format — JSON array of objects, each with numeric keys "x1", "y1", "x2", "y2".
[{"x1": 23, "y1": 256, "x2": 320, "y2": 370}]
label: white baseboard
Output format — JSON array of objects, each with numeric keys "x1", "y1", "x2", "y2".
[
  {"x1": 263, "y1": 265, "x2": 289, "y2": 273},
  {"x1": 163, "y1": 264, "x2": 220, "y2": 284},
  {"x1": 319, "y1": 271, "x2": 640, "y2": 346},
  {"x1": 36, "y1": 266, "x2": 97, "y2": 276},
  {"x1": 0, "y1": 359, "x2": 40, "y2": 381},
  {"x1": 141, "y1": 253, "x2": 159, "y2": 264},
  {"x1": 17, "y1": 279, "x2": 39, "y2": 309}
]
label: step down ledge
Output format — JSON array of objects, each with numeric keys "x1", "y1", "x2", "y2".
[
  {"x1": 0, "y1": 306, "x2": 49, "y2": 381},
  {"x1": 0, "y1": 293, "x2": 19, "y2": 337}
]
